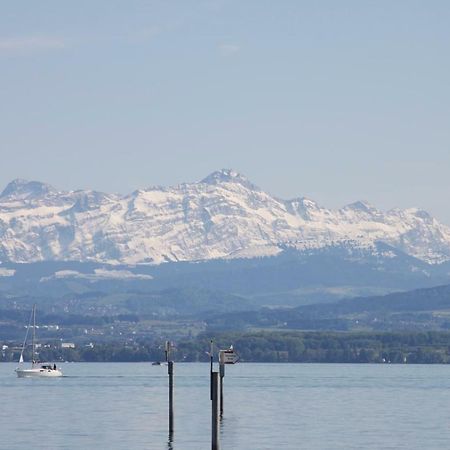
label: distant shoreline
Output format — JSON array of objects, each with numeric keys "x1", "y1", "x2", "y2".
[
  {"x1": 2, "y1": 361, "x2": 450, "y2": 365},
  {"x1": 3, "y1": 330, "x2": 450, "y2": 364}
]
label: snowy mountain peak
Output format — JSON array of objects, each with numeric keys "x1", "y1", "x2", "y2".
[
  {"x1": 201, "y1": 169, "x2": 259, "y2": 190},
  {"x1": 61, "y1": 190, "x2": 113, "y2": 214},
  {"x1": 343, "y1": 200, "x2": 377, "y2": 213},
  {"x1": 291, "y1": 197, "x2": 320, "y2": 209},
  {"x1": 286, "y1": 197, "x2": 322, "y2": 220},
  {"x1": 410, "y1": 208, "x2": 433, "y2": 221},
  {"x1": 0, "y1": 179, "x2": 56, "y2": 200}
]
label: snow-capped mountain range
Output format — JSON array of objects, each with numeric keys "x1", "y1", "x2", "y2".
[{"x1": 1, "y1": 169, "x2": 450, "y2": 266}]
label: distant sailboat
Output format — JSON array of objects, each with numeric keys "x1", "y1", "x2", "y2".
[{"x1": 15, "y1": 305, "x2": 63, "y2": 378}]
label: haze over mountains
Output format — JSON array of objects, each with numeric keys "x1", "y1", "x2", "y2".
[{"x1": 1, "y1": 169, "x2": 450, "y2": 266}]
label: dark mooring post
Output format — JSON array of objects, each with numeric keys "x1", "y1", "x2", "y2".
[
  {"x1": 211, "y1": 371, "x2": 220, "y2": 450},
  {"x1": 168, "y1": 360, "x2": 174, "y2": 433},
  {"x1": 210, "y1": 339, "x2": 214, "y2": 400},
  {"x1": 219, "y1": 361, "x2": 225, "y2": 417},
  {"x1": 166, "y1": 341, "x2": 174, "y2": 434}
]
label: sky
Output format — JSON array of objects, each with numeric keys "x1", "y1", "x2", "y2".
[{"x1": 1, "y1": 1, "x2": 450, "y2": 222}]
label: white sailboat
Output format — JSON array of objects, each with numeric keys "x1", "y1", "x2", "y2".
[{"x1": 15, "y1": 305, "x2": 63, "y2": 378}]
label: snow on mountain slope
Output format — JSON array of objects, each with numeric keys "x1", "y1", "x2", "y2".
[{"x1": 0, "y1": 169, "x2": 450, "y2": 265}]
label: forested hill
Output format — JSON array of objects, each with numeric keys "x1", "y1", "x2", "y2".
[
  {"x1": 206, "y1": 284, "x2": 450, "y2": 331},
  {"x1": 302, "y1": 283, "x2": 450, "y2": 314}
]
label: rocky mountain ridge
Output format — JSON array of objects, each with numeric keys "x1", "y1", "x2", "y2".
[{"x1": 1, "y1": 169, "x2": 450, "y2": 265}]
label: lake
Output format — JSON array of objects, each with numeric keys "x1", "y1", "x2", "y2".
[{"x1": 1, "y1": 362, "x2": 450, "y2": 449}]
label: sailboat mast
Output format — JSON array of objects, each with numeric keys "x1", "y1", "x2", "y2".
[
  {"x1": 32, "y1": 304, "x2": 36, "y2": 364},
  {"x1": 19, "y1": 307, "x2": 33, "y2": 364}
]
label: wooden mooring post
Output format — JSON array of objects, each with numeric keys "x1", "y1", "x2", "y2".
[
  {"x1": 168, "y1": 360, "x2": 174, "y2": 433},
  {"x1": 165, "y1": 341, "x2": 174, "y2": 434},
  {"x1": 219, "y1": 362, "x2": 225, "y2": 417},
  {"x1": 210, "y1": 339, "x2": 214, "y2": 400},
  {"x1": 210, "y1": 342, "x2": 239, "y2": 448},
  {"x1": 211, "y1": 371, "x2": 220, "y2": 450}
]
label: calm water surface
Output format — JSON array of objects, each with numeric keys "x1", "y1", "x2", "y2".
[{"x1": 1, "y1": 362, "x2": 450, "y2": 449}]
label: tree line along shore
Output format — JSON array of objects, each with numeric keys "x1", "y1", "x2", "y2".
[{"x1": 3, "y1": 331, "x2": 450, "y2": 364}]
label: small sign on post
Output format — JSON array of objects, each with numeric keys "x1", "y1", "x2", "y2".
[
  {"x1": 218, "y1": 346, "x2": 239, "y2": 417},
  {"x1": 219, "y1": 347, "x2": 239, "y2": 365}
]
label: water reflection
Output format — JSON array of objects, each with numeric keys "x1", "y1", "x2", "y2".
[{"x1": 167, "y1": 431, "x2": 174, "y2": 450}]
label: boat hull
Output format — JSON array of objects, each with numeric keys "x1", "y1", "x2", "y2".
[{"x1": 15, "y1": 367, "x2": 63, "y2": 378}]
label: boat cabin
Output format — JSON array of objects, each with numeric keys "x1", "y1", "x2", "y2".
[{"x1": 38, "y1": 363, "x2": 58, "y2": 370}]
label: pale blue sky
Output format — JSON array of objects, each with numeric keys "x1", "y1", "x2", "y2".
[{"x1": 1, "y1": 1, "x2": 450, "y2": 222}]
